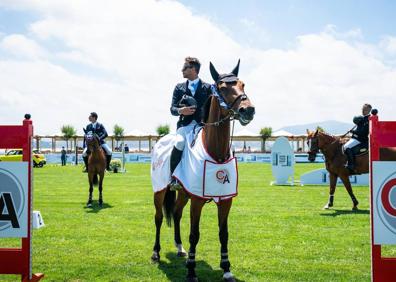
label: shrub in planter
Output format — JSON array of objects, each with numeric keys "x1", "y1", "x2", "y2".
[{"x1": 109, "y1": 159, "x2": 122, "y2": 173}]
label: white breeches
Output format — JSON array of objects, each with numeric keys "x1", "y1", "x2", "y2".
[
  {"x1": 343, "y1": 138, "x2": 361, "y2": 150},
  {"x1": 83, "y1": 143, "x2": 112, "y2": 156},
  {"x1": 175, "y1": 120, "x2": 197, "y2": 151}
]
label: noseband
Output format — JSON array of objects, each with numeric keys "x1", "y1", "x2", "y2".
[{"x1": 203, "y1": 85, "x2": 248, "y2": 127}]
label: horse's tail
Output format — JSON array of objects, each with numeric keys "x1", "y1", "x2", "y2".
[
  {"x1": 93, "y1": 174, "x2": 99, "y2": 186},
  {"x1": 163, "y1": 188, "x2": 176, "y2": 227}
]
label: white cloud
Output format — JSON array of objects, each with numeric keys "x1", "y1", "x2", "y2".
[
  {"x1": 0, "y1": 0, "x2": 395, "y2": 136},
  {"x1": 380, "y1": 36, "x2": 396, "y2": 56},
  {"x1": 0, "y1": 34, "x2": 47, "y2": 59}
]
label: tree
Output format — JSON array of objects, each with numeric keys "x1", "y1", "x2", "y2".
[
  {"x1": 113, "y1": 124, "x2": 125, "y2": 148},
  {"x1": 61, "y1": 125, "x2": 76, "y2": 152},
  {"x1": 259, "y1": 127, "x2": 272, "y2": 152},
  {"x1": 156, "y1": 124, "x2": 170, "y2": 137},
  {"x1": 316, "y1": 126, "x2": 325, "y2": 132}
]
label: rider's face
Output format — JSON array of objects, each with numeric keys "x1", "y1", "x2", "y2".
[
  {"x1": 89, "y1": 115, "x2": 96, "y2": 123},
  {"x1": 362, "y1": 105, "x2": 371, "y2": 116}
]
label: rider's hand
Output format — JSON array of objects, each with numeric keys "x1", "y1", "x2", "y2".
[{"x1": 179, "y1": 106, "x2": 196, "y2": 116}]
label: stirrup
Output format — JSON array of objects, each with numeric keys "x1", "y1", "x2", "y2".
[{"x1": 169, "y1": 178, "x2": 182, "y2": 191}]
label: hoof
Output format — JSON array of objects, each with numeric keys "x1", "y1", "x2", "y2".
[
  {"x1": 151, "y1": 252, "x2": 160, "y2": 263},
  {"x1": 186, "y1": 277, "x2": 198, "y2": 282},
  {"x1": 98, "y1": 201, "x2": 103, "y2": 208},
  {"x1": 323, "y1": 204, "x2": 330, "y2": 210},
  {"x1": 86, "y1": 202, "x2": 92, "y2": 208},
  {"x1": 223, "y1": 272, "x2": 236, "y2": 282},
  {"x1": 177, "y1": 251, "x2": 187, "y2": 257},
  {"x1": 352, "y1": 206, "x2": 359, "y2": 211}
]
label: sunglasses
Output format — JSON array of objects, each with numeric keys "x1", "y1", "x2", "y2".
[{"x1": 182, "y1": 65, "x2": 194, "y2": 71}]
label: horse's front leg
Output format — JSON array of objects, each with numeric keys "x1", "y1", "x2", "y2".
[
  {"x1": 324, "y1": 173, "x2": 337, "y2": 209},
  {"x1": 98, "y1": 172, "x2": 105, "y2": 207},
  {"x1": 87, "y1": 173, "x2": 94, "y2": 207},
  {"x1": 339, "y1": 174, "x2": 359, "y2": 210},
  {"x1": 174, "y1": 190, "x2": 189, "y2": 257},
  {"x1": 218, "y1": 199, "x2": 235, "y2": 282},
  {"x1": 186, "y1": 197, "x2": 205, "y2": 282},
  {"x1": 151, "y1": 190, "x2": 165, "y2": 262}
]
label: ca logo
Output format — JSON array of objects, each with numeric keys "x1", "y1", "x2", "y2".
[
  {"x1": 216, "y1": 169, "x2": 230, "y2": 184},
  {"x1": 0, "y1": 193, "x2": 19, "y2": 228},
  {"x1": 376, "y1": 175, "x2": 396, "y2": 235}
]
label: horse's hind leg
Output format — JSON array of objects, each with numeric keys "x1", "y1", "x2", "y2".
[
  {"x1": 218, "y1": 199, "x2": 235, "y2": 282},
  {"x1": 87, "y1": 173, "x2": 94, "y2": 207},
  {"x1": 174, "y1": 190, "x2": 189, "y2": 257},
  {"x1": 339, "y1": 174, "x2": 359, "y2": 210},
  {"x1": 152, "y1": 190, "x2": 165, "y2": 262},
  {"x1": 98, "y1": 172, "x2": 104, "y2": 207},
  {"x1": 324, "y1": 173, "x2": 337, "y2": 209},
  {"x1": 186, "y1": 197, "x2": 205, "y2": 282}
]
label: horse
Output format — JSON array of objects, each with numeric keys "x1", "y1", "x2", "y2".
[
  {"x1": 306, "y1": 129, "x2": 396, "y2": 210},
  {"x1": 84, "y1": 131, "x2": 106, "y2": 208},
  {"x1": 151, "y1": 60, "x2": 255, "y2": 282}
]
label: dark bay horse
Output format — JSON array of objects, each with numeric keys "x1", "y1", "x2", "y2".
[
  {"x1": 306, "y1": 129, "x2": 396, "y2": 210},
  {"x1": 84, "y1": 131, "x2": 106, "y2": 208},
  {"x1": 152, "y1": 60, "x2": 255, "y2": 282}
]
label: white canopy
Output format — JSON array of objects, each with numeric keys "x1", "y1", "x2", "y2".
[
  {"x1": 272, "y1": 130, "x2": 294, "y2": 137},
  {"x1": 234, "y1": 129, "x2": 258, "y2": 137}
]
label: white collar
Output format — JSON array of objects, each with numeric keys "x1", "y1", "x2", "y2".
[
  {"x1": 91, "y1": 122, "x2": 98, "y2": 128},
  {"x1": 188, "y1": 78, "x2": 200, "y2": 86}
]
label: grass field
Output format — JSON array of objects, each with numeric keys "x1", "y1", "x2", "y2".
[{"x1": 0, "y1": 163, "x2": 384, "y2": 281}]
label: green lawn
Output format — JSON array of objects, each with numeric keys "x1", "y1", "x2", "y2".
[{"x1": 0, "y1": 163, "x2": 378, "y2": 281}]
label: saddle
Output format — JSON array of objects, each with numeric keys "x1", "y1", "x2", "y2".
[{"x1": 351, "y1": 142, "x2": 368, "y2": 156}]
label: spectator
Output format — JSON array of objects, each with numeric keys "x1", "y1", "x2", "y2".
[
  {"x1": 61, "y1": 146, "x2": 67, "y2": 166},
  {"x1": 124, "y1": 143, "x2": 129, "y2": 153}
]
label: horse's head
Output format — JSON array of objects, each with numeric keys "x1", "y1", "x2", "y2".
[
  {"x1": 84, "y1": 131, "x2": 100, "y2": 151},
  {"x1": 306, "y1": 129, "x2": 320, "y2": 162},
  {"x1": 209, "y1": 60, "x2": 255, "y2": 126}
]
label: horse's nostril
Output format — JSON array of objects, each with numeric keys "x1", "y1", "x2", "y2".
[
  {"x1": 245, "y1": 107, "x2": 255, "y2": 116},
  {"x1": 239, "y1": 107, "x2": 246, "y2": 113}
]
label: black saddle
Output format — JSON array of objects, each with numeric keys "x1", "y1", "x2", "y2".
[{"x1": 351, "y1": 142, "x2": 368, "y2": 156}]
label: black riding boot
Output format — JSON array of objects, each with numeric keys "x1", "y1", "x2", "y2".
[
  {"x1": 345, "y1": 148, "x2": 355, "y2": 172},
  {"x1": 106, "y1": 155, "x2": 112, "y2": 171},
  {"x1": 83, "y1": 156, "x2": 88, "y2": 173},
  {"x1": 169, "y1": 147, "x2": 183, "y2": 191}
]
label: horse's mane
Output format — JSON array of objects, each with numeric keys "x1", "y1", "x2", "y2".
[
  {"x1": 318, "y1": 131, "x2": 347, "y2": 145},
  {"x1": 202, "y1": 95, "x2": 213, "y2": 123}
]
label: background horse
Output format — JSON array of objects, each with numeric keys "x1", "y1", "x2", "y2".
[
  {"x1": 84, "y1": 131, "x2": 106, "y2": 208},
  {"x1": 151, "y1": 60, "x2": 255, "y2": 282},
  {"x1": 306, "y1": 129, "x2": 396, "y2": 210}
]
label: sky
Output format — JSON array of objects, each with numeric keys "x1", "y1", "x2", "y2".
[{"x1": 0, "y1": 0, "x2": 395, "y2": 135}]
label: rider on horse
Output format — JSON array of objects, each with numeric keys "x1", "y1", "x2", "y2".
[
  {"x1": 169, "y1": 57, "x2": 212, "y2": 190},
  {"x1": 343, "y1": 103, "x2": 372, "y2": 171},
  {"x1": 82, "y1": 112, "x2": 112, "y2": 172}
]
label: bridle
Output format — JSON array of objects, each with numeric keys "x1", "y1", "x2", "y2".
[{"x1": 201, "y1": 84, "x2": 248, "y2": 127}]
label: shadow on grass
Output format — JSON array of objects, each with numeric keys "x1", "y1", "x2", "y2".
[
  {"x1": 320, "y1": 209, "x2": 370, "y2": 217},
  {"x1": 83, "y1": 201, "x2": 113, "y2": 213},
  {"x1": 156, "y1": 252, "x2": 245, "y2": 282}
]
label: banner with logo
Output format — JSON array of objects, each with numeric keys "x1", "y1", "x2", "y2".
[
  {"x1": 203, "y1": 158, "x2": 238, "y2": 197},
  {"x1": 0, "y1": 162, "x2": 28, "y2": 238},
  {"x1": 373, "y1": 161, "x2": 396, "y2": 245}
]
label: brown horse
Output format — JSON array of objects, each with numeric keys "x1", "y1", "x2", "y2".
[
  {"x1": 151, "y1": 60, "x2": 255, "y2": 282},
  {"x1": 84, "y1": 131, "x2": 106, "y2": 208},
  {"x1": 306, "y1": 129, "x2": 396, "y2": 210}
]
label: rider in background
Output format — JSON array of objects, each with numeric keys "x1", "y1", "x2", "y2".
[
  {"x1": 169, "y1": 57, "x2": 212, "y2": 190},
  {"x1": 343, "y1": 103, "x2": 372, "y2": 171},
  {"x1": 82, "y1": 112, "x2": 112, "y2": 172}
]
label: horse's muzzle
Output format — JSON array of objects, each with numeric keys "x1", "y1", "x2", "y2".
[
  {"x1": 238, "y1": 106, "x2": 255, "y2": 125},
  {"x1": 307, "y1": 152, "x2": 317, "y2": 162}
]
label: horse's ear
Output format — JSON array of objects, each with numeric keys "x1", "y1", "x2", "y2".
[
  {"x1": 314, "y1": 129, "x2": 319, "y2": 137},
  {"x1": 209, "y1": 62, "x2": 219, "y2": 82},
  {"x1": 83, "y1": 128, "x2": 87, "y2": 134},
  {"x1": 231, "y1": 59, "x2": 240, "y2": 77}
]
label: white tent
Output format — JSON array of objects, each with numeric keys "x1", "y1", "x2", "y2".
[
  {"x1": 234, "y1": 129, "x2": 258, "y2": 136},
  {"x1": 272, "y1": 130, "x2": 294, "y2": 137},
  {"x1": 126, "y1": 129, "x2": 149, "y2": 136}
]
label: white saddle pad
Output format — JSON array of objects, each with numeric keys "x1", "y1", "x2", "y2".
[{"x1": 173, "y1": 130, "x2": 238, "y2": 202}]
